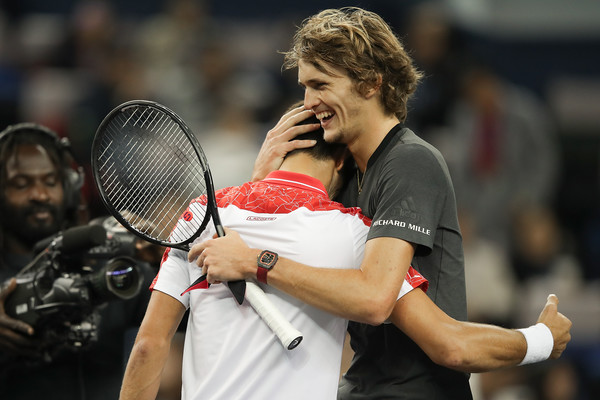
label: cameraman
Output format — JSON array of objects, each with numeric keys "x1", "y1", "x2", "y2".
[{"x1": 0, "y1": 124, "x2": 155, "y2": 400}]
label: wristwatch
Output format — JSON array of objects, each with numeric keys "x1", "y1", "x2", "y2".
[{"x1": 257, "y1": 250, "x2": 278, "y2": 284}]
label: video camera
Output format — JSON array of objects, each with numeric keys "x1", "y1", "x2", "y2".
[{"x1": 4, "y1": 220, "x2": 144, "y2": 358}]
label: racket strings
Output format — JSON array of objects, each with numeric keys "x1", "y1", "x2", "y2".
[
  {"x1": 119, "y1": 115, "x2": 202, "y2": 236},
  {"x1": 105, "y1": 133, "x2": 201, "y2": 240},
  {"x1": 95, "y1": 105, "x2": 209, "y2": 243},
  {"x1": 116, "y1": 118, "x2": 186, "y2": 231}
]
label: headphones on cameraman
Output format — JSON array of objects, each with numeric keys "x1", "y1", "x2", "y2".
[{"x1": 0, "y1": 122, "x2": 84, "y2": 212}]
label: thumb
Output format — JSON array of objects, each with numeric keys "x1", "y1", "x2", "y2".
[
  {"x1": 538, "y1": 293, "x2": 559, "y2": 323},
  {"x1": 546, "y1": 293, "x2": 559, "y2": 308}
]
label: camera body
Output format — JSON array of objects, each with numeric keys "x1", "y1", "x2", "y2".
[{"x1": 4, "y1": 221, "x2": 144, "y2": 356}]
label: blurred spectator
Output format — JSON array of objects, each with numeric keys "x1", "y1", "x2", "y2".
[
  {"x1": 430, "y1": 62, "x2": 560, "y2": 249},
  {"x1": 472, "y1": 202, "x2": 599, "y2": 400},
  {"x1": 510, "y1": 202, "x2": 582, "y2": 289},
  {"x1": 0, "y1": 12, "x2": 21, "y2": 129},
  {"x1": 535, "y1": 360, "x2": 580, "y2": 400},
  {"x1": 199, "y1": 98, "x2": 262, "y2": 189},
  {"x1": 474, "y1": 360, "x2": 582, "y2": 400},
  {"x1": 136, "y1": 0, "x2": 217, "y2": 127},
  {"x1": 459, "y1": 208, "x2": 517, "y2": 326},
  {"x1": 404, "y1": 1, "x2": 468, "y2": 140},
  {"x1": 581, "y1": 184, "x2": 600, "y2": 281},
  {"x1": 510, "y1": 203, "x2": 600, "y2": 398}
]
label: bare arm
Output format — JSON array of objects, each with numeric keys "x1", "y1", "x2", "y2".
[
  {"x1": 391, "y1": 290, "x2": 572, "y2": 373},
  {"x1": 190, "y1": 229, "x2": 414, "y2": 325},
  {"x1": 120, "y1": 290, "x2": 186, "y2": 400},
  {"x1": 251, "y1": 106, "x2": 319, "y2": 181}
]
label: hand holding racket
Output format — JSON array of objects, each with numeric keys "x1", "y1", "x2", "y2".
[{"x1": 91, "y1": 100, "x2": 302, "y2": 350}]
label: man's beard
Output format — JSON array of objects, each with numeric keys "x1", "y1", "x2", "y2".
[{"x1": 0, "y1": 201, "x2": 66, "y2": 247}]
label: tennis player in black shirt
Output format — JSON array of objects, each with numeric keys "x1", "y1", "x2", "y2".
[{"x1": 192, "y1": 7, "x2": 571, "y2": 400}]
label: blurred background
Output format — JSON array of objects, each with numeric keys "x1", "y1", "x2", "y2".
[{"x1": 0, "y1": 0, "x2": 598, "y2": 398}]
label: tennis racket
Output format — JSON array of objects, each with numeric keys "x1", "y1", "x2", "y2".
[{"x1": 91, "y1": 100, "x2": 302, "y2": 350}]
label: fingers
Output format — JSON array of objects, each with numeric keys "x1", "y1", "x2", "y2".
[
  {"x1": 188, "y1": 242, "x2": 206, "y2": 263},
  {"x1": 0, "y1": 278, "x2": 17, "y2": 300},
  {"x1": 0, "y1": 313, "x2": 37, "y2": 358},
  {"x1": 0, "y1": 315, "x2": 34, "y2": 342},
  {"x1": 546, "y1": 293, "x2": 559, "y2": 307},
  {"x1": 252, "y1": 108, "x2": 319, "y2": 181},
  {"x1": 549, "y1": 312, "x2": 572, "y2": 359},
  {"x1": 1, "y1": 279, "x2": 36, "y2": 338},
  {"x1": 1, "y1": 316, "x2": 35, "y2": 336},
  {"x1": 280, "y1": 125, "x2": 320, "y2": 144},
  {"x1": 187, "y1": 229, "x2": 237, "y2": 264},
  {"x1": 270, "y1": 105, "x2": 303, "y2": 130},
  {"x1": 277, "y1": 106, "x2": 311, "y2": 129},
  {"x1": 281, "y1": 139, "x2": 317, "y2": 154},
  {"x1": 269, "y1": 109, "x2": 319, "y2": 142},
  {"x1": 285, "y1": 108, "x2": 317, "y2": 128}
]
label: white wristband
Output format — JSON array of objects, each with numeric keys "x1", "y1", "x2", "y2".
[{"x1": 517, "y1": 323, "x2": 553, "y2": 365}]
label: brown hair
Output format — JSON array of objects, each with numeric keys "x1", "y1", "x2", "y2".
[{"x1": 283, "y1": 7, "x2": 423, "y2": 122}]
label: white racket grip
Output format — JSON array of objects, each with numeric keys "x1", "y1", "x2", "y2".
[{"x1": 245, "y1": 281, "x2": 303, "y2": 350}]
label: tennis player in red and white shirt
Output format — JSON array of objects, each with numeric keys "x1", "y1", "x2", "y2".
[
  {"x1": 119, "y1": 121, "x2": 427, "y2": 400},
  {"x1": 159, "y1": 171, "x2": 426, "y2": 400}
]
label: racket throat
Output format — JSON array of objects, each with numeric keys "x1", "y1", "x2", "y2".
[{"x1": 181, "y1": 274, "x2": 246, "y2": 305}]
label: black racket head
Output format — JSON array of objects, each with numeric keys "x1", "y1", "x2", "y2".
[{"x1": 91, "y1": 100, "x2": 214, "y2": 249}]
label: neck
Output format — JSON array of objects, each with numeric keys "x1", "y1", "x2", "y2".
[
  {"x1": 346, "y1": 111, "x2": 399, "y2": 172},
  {"x1": 279, "y1": 153, "x2": 336, "y2": 190}
]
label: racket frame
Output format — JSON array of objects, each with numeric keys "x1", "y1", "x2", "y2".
[
  {"x1": 92, "y1": 100, "x2": 245, "y2": 303},
  {"x1": 92, "y1": 100, "x2": 215, "y2": 251},
  {"x1": 92, "y1": 99, "x2": 302, "y2": 347}
]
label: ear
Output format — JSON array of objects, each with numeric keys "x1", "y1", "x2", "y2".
[{"x1": 365, "y1": 74, "x2": 383, "y2": 99}]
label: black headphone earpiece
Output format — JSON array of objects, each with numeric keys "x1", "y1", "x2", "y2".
[{"x1": 0, "y1": 122, "x2": 84, "y2": 212}]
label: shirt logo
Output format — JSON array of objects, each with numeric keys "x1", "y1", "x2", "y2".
[
  {"x1": 183, "y1": 211, "x2": 193, "y2": 221},
  {"x1": 372, "y1": 219, "x2": 431, "y2": 236},
  {"x1": 246, "y1": 216, "x2": 277, "y2": 222}
]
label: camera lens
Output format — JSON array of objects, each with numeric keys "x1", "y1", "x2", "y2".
[
  {"x1": 89, "y1": 257, "x2": 143, "y2": 301},
  {"x1": 107, "y1": 265, "x2": 135, "y2": 290}
]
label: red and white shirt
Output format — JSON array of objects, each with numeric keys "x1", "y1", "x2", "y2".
[{"x1": 153, "y1": 171, "x2": 427, "y2": 400}]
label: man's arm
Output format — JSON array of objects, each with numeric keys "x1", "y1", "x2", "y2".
[
  {"x1": 392, "y1": 290, "x2": 572, "y2": 373},
  {"x1": 190, "y1": 229, "x2": 414, "y2": 325},
  {"x1": 120, "y1": 290, "x2": 186, "y2": 400}
]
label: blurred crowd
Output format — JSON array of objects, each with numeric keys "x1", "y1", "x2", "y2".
[{"x1": 1, "y1": 0, "x2": 599, "y2": 399}]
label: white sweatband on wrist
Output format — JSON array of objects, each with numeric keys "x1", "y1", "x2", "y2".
[{"x1": 517, "y1": 323, "x2": 553, "y2": 365}]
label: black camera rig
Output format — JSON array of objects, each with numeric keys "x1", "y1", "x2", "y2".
[{"x1": 4, "y1": 220, "x2": 144, "y2": 359}]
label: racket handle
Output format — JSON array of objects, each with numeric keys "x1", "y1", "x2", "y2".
[
  {"x1": 245, "y1": 281, "x2": 303, "y2": 350},
  {"x1": 213, "y1": 223, "x2": 246, "y2": 304},
  {"x1": 228, "y1": 280, "x2": 246, "y2": 305}
]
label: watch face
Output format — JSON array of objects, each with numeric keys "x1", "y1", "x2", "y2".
[{"x1": 259, "y1": 250, "x2": 278, "y2": 269}]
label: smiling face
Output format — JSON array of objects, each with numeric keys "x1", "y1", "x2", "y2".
[
  {"x1": 1, "y1": 144, "x2": 66, "y2": 248},
  {"x1": 298, "y1": 59, "x2": 369, "y2": 146}
]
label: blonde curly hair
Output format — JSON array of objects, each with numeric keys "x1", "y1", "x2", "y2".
[{"x1": 283, "y1": 7, "x2": 422, "y2": 122}]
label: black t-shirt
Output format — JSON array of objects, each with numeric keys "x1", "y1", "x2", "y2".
[{"x1": 337, "y1": 125, "x2": 472, "y2": 399}]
